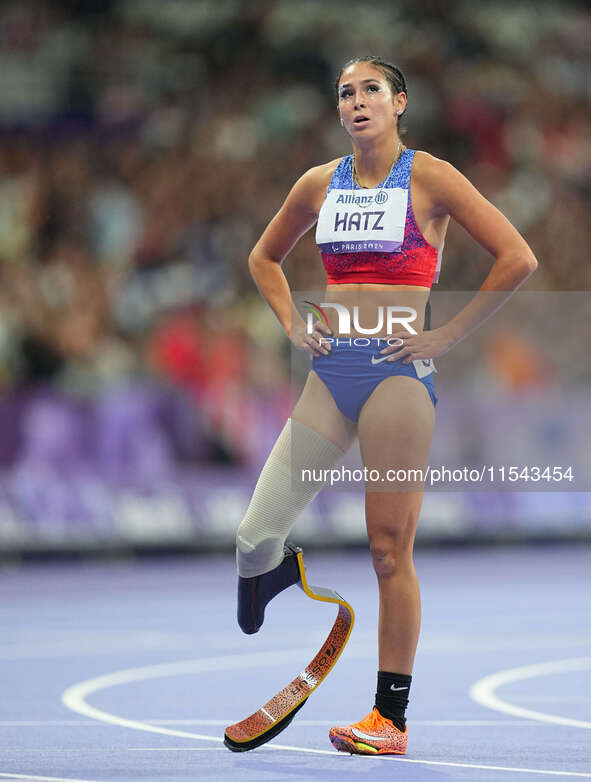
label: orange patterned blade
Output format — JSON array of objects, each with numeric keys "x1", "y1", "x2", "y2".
[{"x1": 224, "y1": 551, "x2": 354, "y2": 752}]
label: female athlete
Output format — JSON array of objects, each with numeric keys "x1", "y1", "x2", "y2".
[{"x1": 235, "y1": 56, "x2": 538, "y2": 755}]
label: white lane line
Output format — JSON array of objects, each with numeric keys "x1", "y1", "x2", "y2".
[
  {"x1": 128, "y1": 748, "x2": 226, "y2": 752},
  {"x1": 470, "y1": 656, "x2": 591, "y2": 729},
  {"x1": 62, "y1": 651, "x2": 316, "y2": 743},
  {"x1": 62, "y1": 654, "x2": 591, "y2": 778},
  {"x1": 140, "y1": 719, "x2": 545, "y2": 727},
  {"x1": 0, "y1": 750, "x2": 140, "y2": 754},
  {"x1": 0, "y1": 774, "x2": 103, "y2": 782},
  {"x1": 0, "y1": 719, "x2": 545, "y2": 727},
  {"x1": 122, "y1": 750, "x2": 591, "y2": 777}
]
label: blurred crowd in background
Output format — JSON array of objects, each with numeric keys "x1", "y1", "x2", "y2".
[{"x1": 0, "y1": 0, "x2": 590, "y2": 477}]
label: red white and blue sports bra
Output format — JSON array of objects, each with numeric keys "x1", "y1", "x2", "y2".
[{"x1": 315, "y1": 149, "x2": 443, "y2": 287}]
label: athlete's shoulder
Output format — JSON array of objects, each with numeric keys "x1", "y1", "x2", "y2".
[
  {"x1": 410, "y1": 149, "x2": 452, "y2": 182},
  {"x1": 297, "y1": 157, "x2": 346, "y2": 189},
  {"x1": 289, "y1": 157, "x2": 347, "y2": 215},
  {"x1": 410, "y1": 150, "x2": 470, "y2": 214}
]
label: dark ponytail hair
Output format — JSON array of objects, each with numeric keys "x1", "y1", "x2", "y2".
[{"x1": 334, "y1": 56, "x2": 408, "y2": 134}]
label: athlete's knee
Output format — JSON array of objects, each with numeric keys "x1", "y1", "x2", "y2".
[{"x1": 368, "y1": 522, "x2": 416, "y2": 579}]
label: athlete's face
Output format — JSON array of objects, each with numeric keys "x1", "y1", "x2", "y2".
[{"x1": 337, "y1": 62, "x2": 405, "y2": 138}]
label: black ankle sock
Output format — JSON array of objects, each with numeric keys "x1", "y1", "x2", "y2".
[{"x1": 374, "y1": 670, "x2": 411, "y2": 732}]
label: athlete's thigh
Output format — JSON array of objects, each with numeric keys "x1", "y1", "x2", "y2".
[
  {"x1": 291, "y1": 369, "x2": 357, "y2": 453},
  {"x1": 358, "y1": 376, "x2": 434, "y2": 542},
  {"x1": 357, "y1": 375, "x2": 435, "y2": 490}
]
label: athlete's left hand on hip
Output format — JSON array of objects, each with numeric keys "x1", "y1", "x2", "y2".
[{"x1": 380, "y1": 327, "x2": 456, "y2": 363}]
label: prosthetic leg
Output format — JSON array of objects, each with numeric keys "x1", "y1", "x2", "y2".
[{"x1": 224, "y1": 544, "x2": 354, "y2": 752}]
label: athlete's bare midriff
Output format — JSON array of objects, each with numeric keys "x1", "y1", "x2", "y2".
[{"x1": 322, "y1": 283, "x2": 430, "y2": 338}]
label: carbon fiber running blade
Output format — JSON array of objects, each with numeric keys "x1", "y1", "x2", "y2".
[
  {"x1": 224, "y1": 549, "x2": 354, "y2": 751},
  {"x1": 223, "y1": 697, "x2": 308, "y2": 752}
]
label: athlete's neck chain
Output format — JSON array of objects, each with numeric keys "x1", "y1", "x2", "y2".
[{"x1": 352, "y1": 141, "x2": 403, "y2": 189}]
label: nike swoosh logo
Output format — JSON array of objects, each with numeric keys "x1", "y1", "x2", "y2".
[
  {"x1": 351, "y1": 727, "x2": 389, "y2": 741},
  {"x1": 390, "y1": 685, "x2": 408, "y2": 691},
  {"x1": 370, "y1": 354, "x2": 391, "y2": 365}
]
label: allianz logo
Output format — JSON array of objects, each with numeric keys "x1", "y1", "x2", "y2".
[{"x1": 336, "y1": 191, "x2": 388, "y2": 206}]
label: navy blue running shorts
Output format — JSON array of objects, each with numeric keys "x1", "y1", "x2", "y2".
[{"x1": 311, "y1": 337, "x2": 437, "y2": 423}]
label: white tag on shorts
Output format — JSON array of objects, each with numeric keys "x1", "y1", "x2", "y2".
[{"x1": 413, "y1": 358, "x2": 437, "y2": 378}]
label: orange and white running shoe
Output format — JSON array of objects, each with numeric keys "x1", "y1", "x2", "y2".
[{"x1": 329, "y1": 706, "x2": 408, "y2": 755}]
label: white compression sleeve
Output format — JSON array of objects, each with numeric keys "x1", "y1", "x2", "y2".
[{"x1": 236, "y1": 418, "x2": 345, "y2": 578}]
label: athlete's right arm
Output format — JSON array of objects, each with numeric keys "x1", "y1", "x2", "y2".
[{"x1": 248, "y1": 165, "x2": 333, "y2": 356}]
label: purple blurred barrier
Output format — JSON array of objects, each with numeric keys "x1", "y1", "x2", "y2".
[
  {"x1": 19, "y1": 389, "x2": 91, "y2": 472},
  {"x1": 93, "y1": 383, "x2": 177, "y2": 487},
  {"x1": 0, "y1": 393, "x2": 26, "y2": 466}
]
